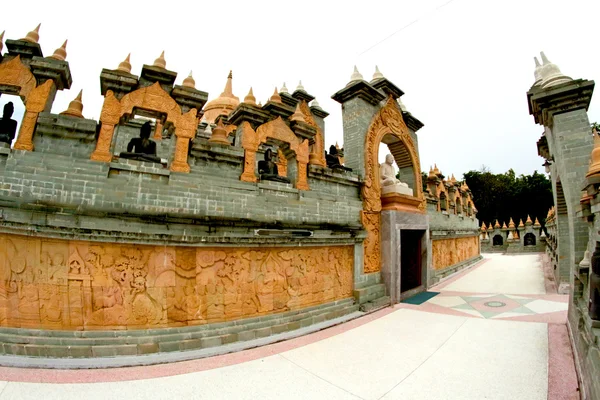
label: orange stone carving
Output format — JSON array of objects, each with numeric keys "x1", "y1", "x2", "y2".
[
  {"x1": 361, "y1": 96, "x2": 425, "y2": 273},
  {"x1": 14, "y1": 80, "x2": 56, "y2": 151},
  {"x1": 432, "y1": 236, "x2": 479, "y2": 271},
  {"x1": 0, "y1": 56, "x2": 37, "y2": 101},
  {"x1": 299, "y1": 101, "x2": 326, "y2": 168},
  {"x1": 91, "y1": 83, "x2": 198, "y2": 172},
  {"x1": 0, "y1": 233, "x2": 353, "y2": 330}
]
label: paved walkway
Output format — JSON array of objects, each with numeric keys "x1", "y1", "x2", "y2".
[{"x1": 0, "y1": 254, "x2": 579, "y2": 399}]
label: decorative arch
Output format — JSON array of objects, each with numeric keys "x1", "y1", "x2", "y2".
[
  {"x1": 0, "y1": 56, "x2": 57, "y2": 151},
  {"x1": 239, "y1": 117, "x2": 310, "y2": 190},
  {"x1": 90, "y1": 82, "x2": 197, "y2": 172},
  {"x1": 361, "y1": 96, "x2": 425, "y2": 273}
]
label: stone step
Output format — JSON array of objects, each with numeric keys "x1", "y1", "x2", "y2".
[
  {"x1": 0, "y1": 299, "x2": 358, "y2": 359},
  {"x1": 353, "y1": 283, "x2": 386, "y2": 304},
  {"x1": 359, "y1": 296, "x2": 391, "y2": 313}
]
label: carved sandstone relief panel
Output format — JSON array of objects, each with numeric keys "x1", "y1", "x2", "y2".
[
  {"x1": 0, "y1": 234, "x2": 353, "y2": 330},
  {"x1": 431, "y1": 236, "x2": 479, "y2": 271}
]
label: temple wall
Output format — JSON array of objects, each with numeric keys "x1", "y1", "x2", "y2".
[
  {"x1": 431, "y1": 237, "x2": 479, "y2": 270},
  {"x1": 0, "y1": 233, "x2": 353, "y2": 330}
]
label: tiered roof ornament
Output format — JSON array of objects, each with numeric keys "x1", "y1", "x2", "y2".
[
  {"x1": 508, "y1": 218, "x2": 515, "y2": 229},
  {"x1": 372, "y1": 65, "x2": 384, "y2": 80},
  {"x1": 290, "y1": 104, "x2": 305, "y2": 123},
  {"x1": 243, "y1": 87, "x2": 257, "y2": 106},
  {"x1": 203, "y1": 70, "x2": 240, "y2": 122},
  {"x1": 526, "y1": 215, "x2": 533, "y2": 225},
  {"x1": 533, "y1": 57, "x2": 543, "y2": 87},
  {"x1": 208, "y1": 119, "x2": 230, "y2": 146},
  {"x1": 270, "y1": 87, "x2": 282, "y2": 103},
  {"x1": 21, "y1": 24, "x2": 40, "y2": 43},
  {"x1": 60, "y1": 90, "x2": 84, "y2": 118},
  {"x1": 518, "y1": 219, "x2": 525, "y2": 228},
  {"x1": 533, "y1": 218, "x2": 541, "y2": 228},
  {"x1": 153, "y1": 51, "x2": 167, "y2": 69},
  {"x1": 502, "y1": 222, "x2": 508, "y2": 229},
  {"x1": 182, "y1": 71, "x2": 195, "y2": 89},
  {"x1": 481, "y1": 223, "x2": 487, "y2": 232},
  {"x1": 539, "y1": 52, "x2": 572, "y2": 89},
  {"x1": 349, "y1": 66, "x2": 363, "y2": 83},
  {"x1": 49, "y1": 40, "x2": 67, "y2": 61},
  {"x1": 117, "y1": 54, "x2": 132, "y2": 73},
  {"x1": 280, "y1": 82, "x2": 289, "y2": 94},
  {"x1": 296, "y1": 81, "x2": 305, "y2": 91},
  {"x1": 494, "y1": 220, "x2": 501, "y2": 229}
]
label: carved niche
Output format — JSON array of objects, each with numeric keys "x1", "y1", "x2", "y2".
[
  {"x1": 0, "y1": 233, "x2": 353, "y2": 330},
  {"x1": 239, "y1": 117, "x2": 310, "y2": 190},
  {"x1": 299, "y1": 100, "x2": 326, "y2": 168},
  {"x1": 91, "y1": 82, "x2": 197, "y2": 172}
]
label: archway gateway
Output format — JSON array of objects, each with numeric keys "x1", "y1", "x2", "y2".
[{"x1": 362, "y1": 96, "x2": 425, "y2": 274}]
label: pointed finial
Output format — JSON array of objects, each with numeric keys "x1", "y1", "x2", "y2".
[
  {"x1": 372, "y1": 65, "x2": 384, "y2": 80},
  {"x1": 310, "y1": 99, "x2": 321, "y2": 108},
  {"x1": 587, "y1": 126, "x2": 600, "y2": 179},
  {"x1": 296, "y1": 80, "x2": 305, "y2": 91},
  {"x1": 533, "y1": 56, "x2": 543, "y2": 86},
  {"x1": 258, "y1": 101, "x2": 262, "y2": 107},
  {"x1": 539, "y1": 51, "x2": 572, "y2": 88},
  {"x1": 526, "y1": 215, "x2": 533, "y2": 224},
  {"x1": 433, "y1": 163, "x2": 440, "y2": 175},
  {"x1": 244, "y1": 87, "x2": 257, "y2": 105},
  {"x1": 228, "y1": 70, "x2": 233, "y2": 79},
  {"x1": 270, "y1": 87, "x2": 282, "y2": 103},
  {"x1": 509, "y1": 218, "x2": 515, "y2": 228},
  {"x1": 21, "y1": 24, "x2": 40, "y2": 43},
  {"x1": 182, "y1": 71, "x2": 196, "y2": 88},
  {"x1": 117, "y1": 53, "x2": 132, "y2": 73},
  {"x1": 60, "y1": 90, "x2": 84, "y2": 118},
  {"x1": 494, "y1": 220, "x2": 500, "y2": 229},
  {"x1": 518, "y1": 219, "x2": 524, "y2": 228},
  {"x1": 153, "y1": 51, "x2": 166, "y2": 69},
  {"x1": 290, "y1": 103, "x2": 305, "y2": 123},
  {"x1": 0, "y1": 31, "x2": 5, "y2": 53},
  {"x1": 49, "y1": 40, "x2": 68, "y2": 61},
  {"x1": 502, "y1": 222, "x2": 508, "y2": 229},
  {"x1": 350, "y1": 65, "x2": 363, "y2": 83},
  {"x1": 533, "y1": 218, "x2": 541, "y2": 227},
  {"x1": 219, "y1": 70, "x2": 236, "y2": 98},
  {"x1": 208, "y1": 118, "x2": 230, "y2": 146},
  {"x1": 280, "y1": 82, "x2": 289, "y2": 94}
]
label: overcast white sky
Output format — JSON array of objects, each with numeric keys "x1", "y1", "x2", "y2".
[{"x1": 1, "y1": 0, "x2": 599, "y2": 178}]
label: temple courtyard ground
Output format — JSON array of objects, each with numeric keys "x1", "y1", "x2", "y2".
[{"x1": 0, "y1": 253, "x2": 579, "y2": 399}]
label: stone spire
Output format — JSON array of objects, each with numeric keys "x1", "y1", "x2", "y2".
[
  {"x1": 533, "y1": 56, "x2": 543, "y2": 86},
  {"x1": 494, "y1": 220, "x2": 501, "y2": 229},
  {"x1": 508, "y1": 217, "x2": 515, "y2": 229},
  {"x1": 349, "y1": 66, "x2": 363, "y2": 83},
  {"x1": 49, "y1": 40, "x2": 68, "y2": 61},
  {"x1": 502, "y1": 222, "x2": 508, "y2": 229},
  {"x1": 117, "y1": 54, "x2": 132, "y2": 73},
  {"x1": 0, "y1": 31, "x2": 5, "y2": 53},
  {"x1": 539, "y1": 51, "x2": 572, "y2": 89},
  {"x1": 433, "y1": 164, "x2": 440, "y2": 176},
  {"x1": 481, "y1": 223, "x2": 487, "y2": 232},
  {"x1": 296, "y1": 81, "x2": 305, "y2": 92},
  {"x1": 586, "y1": 126, "x2": 600, "y2": 178},
  {"x1": 372, "y1": 65, "x2": 384, "y2": 80},
  {"x1": 450, "y1": 174, "x2": 457, "y2": 185},
  {"x1": 526, "y1": 215, "x2": 533, "y2": 225},
  {"x1": 518, "y1": 219, "x2": 525, "y2": 228},
  {"x1": 208, "y1": 119, "x2": 230, "y2": 146},
  {"x1": 244, "y1": 87, "x2": 257, "y2": 106},
  {"x1": 270, "y1": 87, "x2": 282, "y2": 103},
  {"x1": 290, "y1": 103, "x2": 306, "y2": 123},
  {"x1": 182, "y1": 71, "x2": 195, "y2": 88},
  {"x1": 311, "y1": 99, "x2": 320, "y2": 108},
  {"x1": 153, "y1": 51, "x2": 166, "y2": 69},
  {"x1": 203, "y1": 70, "x2": 240, "y2": 122},
  {"x1": 280, "y1": 82, "x2": 289, "y2": 94},
  {"x1": 533, "y1": 218, "x2": 541, "y2": 227},
  {"x1": 21, "y1": 24, "x2": 40, "y2": 43},
  {"x1": 60, "y1": 90, "x2": 84, "y2": 118}
]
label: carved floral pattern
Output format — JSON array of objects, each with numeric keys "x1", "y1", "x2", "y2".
[{"x1": 0, "y1": 234, "x2": 353, "y2": 330}]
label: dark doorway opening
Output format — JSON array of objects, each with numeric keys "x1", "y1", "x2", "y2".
[
  {"x1": 524, "y1": 233, "x2": 536, "y2": 246},
  {"x1": 493, "y1": 235, "x2": 503, "y2": 246},
  {"x1": 401, "y1": 230, "x2": 424, "y2": 293}
]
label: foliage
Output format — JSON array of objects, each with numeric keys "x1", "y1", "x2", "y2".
[{"x1": 462, "y1": 166, "x2": 553, "y2": 226}]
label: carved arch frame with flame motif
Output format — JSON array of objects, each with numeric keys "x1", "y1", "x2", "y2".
[
  {"x1": 91, "y1": 82, "x2": 198, "y2": 172},
  {"x1": 361, "y1": 96, "x2": 425, "y2": 273}
]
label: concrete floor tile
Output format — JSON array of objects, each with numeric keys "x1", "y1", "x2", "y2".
[
  {"x1": 281, "y1": 309, "x2": 466, "y2": 400},
  {"x1": 381, "y1": 319, "x2": 548, "y2": 400},
  {"x1": 426, "y1": 295, "x2": 466, "y2": 308},
  {"x1": 525, "y1": 299, "x2": 569, "y2": 314},
  {"x1": 0, "y1": 356, "x2": 360, "y2": 400}
]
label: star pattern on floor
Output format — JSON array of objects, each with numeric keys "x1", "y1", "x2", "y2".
[{"x1": 425, "y1": 293, "x2": 568, "y2": 319}]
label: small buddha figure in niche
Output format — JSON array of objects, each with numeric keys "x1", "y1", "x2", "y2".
[
  {"x1": 120, "y1": 121, "x2": 162, "y2": 164},
  {"x1": 258, "y1": 148, "x2": 291, "y2": 183},
  {"x1": 0, "y1": 102, "x2": 18, "y2": 146},
  {"x1": 326, "y1": 145, "x2": 352, "y2": 172},
  {"x1": 380, "y1": 153, "x2": 413, "y2": 196}
]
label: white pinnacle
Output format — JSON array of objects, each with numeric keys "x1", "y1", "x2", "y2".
[
  {"x1": 350, "y1": 65, "x2": 363, "y2": 82},
  {"x1": 373, "y1": 65, "x2": 384, "y2": 80},
  {"x1": 296, "y1": 80, "x2": 305, "y2": 91},
  {"x1": 280, "y1": 82, "x2": 289, "y2": 93}
]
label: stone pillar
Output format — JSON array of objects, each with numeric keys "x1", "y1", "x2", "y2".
[
  {"x1": 527, "y1": 64, "x2": 594, "y2": 291},
  {"x1": 331, "y1": 80, "x2": 384, "y2": 177}
]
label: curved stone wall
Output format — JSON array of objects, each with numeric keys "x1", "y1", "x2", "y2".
[{"x1": 0, "y1": 234, "x2": 354, "y2": 330}]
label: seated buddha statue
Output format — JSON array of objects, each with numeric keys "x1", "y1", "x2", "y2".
[
  {"x1": 119, "y1": 121, "x2": 163, "y2": 164},
  {"x1": 0, "y1": 102, "x2": 18, "y2": 146},
  {"x1": 380, "y1": 154, "x2": 413, "y2": 196},
  {"x1": 326, "y1": 145, "x2": 352, "y2": 172},
  {"x1": 258, "y1": 148, "x2": 291, "y2": 183}
]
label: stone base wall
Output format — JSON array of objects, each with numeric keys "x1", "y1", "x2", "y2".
[
  {"x1": 0, "y1": 233, "x2": 353, "y2": 330},
  {"x1": 568, "y1": 296, "x2": 600, "y2": 399}
]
